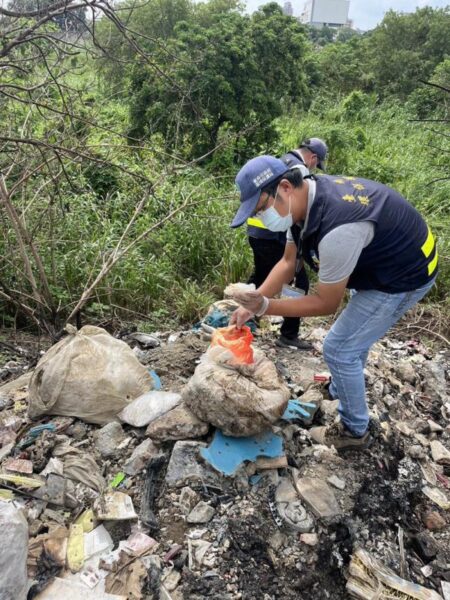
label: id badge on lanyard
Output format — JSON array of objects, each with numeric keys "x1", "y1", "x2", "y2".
[{"x1": 281, "y1": 284, "x2": 305, "y2": 299}]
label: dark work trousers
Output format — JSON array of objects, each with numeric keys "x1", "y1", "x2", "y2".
[{"x1": 247, "y1": 236, "x2": 310, "y2": 339}]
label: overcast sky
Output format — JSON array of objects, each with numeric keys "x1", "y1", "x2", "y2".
[{"x1": 246, "y1": 0, "x2": 448, "y2": 31}]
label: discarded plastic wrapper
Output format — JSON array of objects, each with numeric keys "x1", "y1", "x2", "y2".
[
  {"x1": 34, "y1": 577, "x2": 126, "y2": 599},
  {"x1": 346, "y1": 547, "x2": 443, "y2": 600},
  {"x1": 210, "y1": 325, "x2": 254, "y2": 365},
  {"x1": 94, "y1": 491, "x2": 138, "y2": 521},
  {"x1": 84, "y1": 524, "x2": 114, "y2": 561},
  {"x1": 123, "y1": 531, "x2": 157, "y2": 555}
]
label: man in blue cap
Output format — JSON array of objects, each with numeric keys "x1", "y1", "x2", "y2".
[
  {"x1": 230, "y1": 155, "x2": 437, "y2": 451},
  {"x1": 245, "y1": 138, "x2": 328, "y2": 350}
]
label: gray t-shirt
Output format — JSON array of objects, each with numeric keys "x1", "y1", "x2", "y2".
[{"x1": 287, "y1": 180, "x2": 375, "y2": 284}]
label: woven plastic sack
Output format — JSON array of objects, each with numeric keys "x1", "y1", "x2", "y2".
[
  {"x1": 28, "y1": 325, "x2": 153, "y2": 425},
  {"x1": 183, "y1": 347, "x2": 290, "y2": 437},
  {"x1": 210, "y1": 325, "x2": 254, "y2": 365},
  {"x1": 0, "y1": 502, "x2": 28, "y2": 600}
]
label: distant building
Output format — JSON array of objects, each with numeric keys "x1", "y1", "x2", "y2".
[
  {"x1": 300, "y1": 0, "x2": 350, "y2": 28},
  {"x1": 283, "y1": 1, "x2": 293, "y2": 16}
]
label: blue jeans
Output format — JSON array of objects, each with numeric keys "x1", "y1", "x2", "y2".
[{"x1": 324, "y1": 279, "x2": 436, "y2": 436}]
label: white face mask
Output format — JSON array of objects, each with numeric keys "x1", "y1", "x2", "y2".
[{"x1": 258, "y1": 189, "x2": 293, "y2": 232}]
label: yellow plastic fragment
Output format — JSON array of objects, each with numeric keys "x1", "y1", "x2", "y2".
[
  {"x1": 75, "y1": 509, "x2": 96, "y2": 533},
  {"x1": 0, "y1": 489, "x2": 14, "y2": 501},
  {"x1": 67, "y1": 524, "x2": 84, "y2": 572},
  {"x1": 0, "y1": 473, "x2": 43, "y2": 488}
]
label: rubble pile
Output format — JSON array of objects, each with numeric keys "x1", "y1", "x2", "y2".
[{"x1": 0, "y1": 319, "x2": 449, "y2": 600}]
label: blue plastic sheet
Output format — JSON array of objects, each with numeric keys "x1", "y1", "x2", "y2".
[
  {"x1": 282, "y1": 400, "x2": 318, "y2": 422},
  {"x1": 149, "y1": 370, "x2": 162, "y2": 391},
  {"x1": 200, "y1": 429, "x2": 284, "y2": 476}
]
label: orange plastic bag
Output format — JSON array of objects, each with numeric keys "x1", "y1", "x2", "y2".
[{"x1": 210, "y1": 326, "x2": 254, "y2": 365}]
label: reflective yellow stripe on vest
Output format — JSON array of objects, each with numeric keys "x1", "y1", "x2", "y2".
[
  {"x1": 247, "y1": 217, "x2": 267, "y2": 229},
  {"x1": 421, "y1": 226, "x2": 438, "y2": 275}
]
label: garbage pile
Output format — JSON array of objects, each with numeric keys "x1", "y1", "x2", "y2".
[{"x1": 0, "y1": 311, "x2": 449, "y2": 600}]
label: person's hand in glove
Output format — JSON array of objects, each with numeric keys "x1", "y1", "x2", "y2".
[
  {"x1": 229, "y1": 306, "x2": 255, "y2": 329},
  {"x1": 232, "y1": 291, "x2": 269, "y2": 318}
]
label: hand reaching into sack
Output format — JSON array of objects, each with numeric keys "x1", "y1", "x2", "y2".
[
  {"x1": 229, "y1": 306, "x2": 255, "y2": 329},
  {"x1": 231, "y1": 290, "x2": 269, "y2": 321}
]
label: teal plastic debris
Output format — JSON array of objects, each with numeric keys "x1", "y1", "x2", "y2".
[
  {"x1": 17, "y1": 423, "x2": 57, "y2": 449},
  {"x1": 204, "y1": 309, "x2": 230, "y2": 329},
  {"x1": 149, "y1": 370, "x2": 162, "y2": 390},
  {"x1": 193, "y1": 311, "x2": 257, "y2": 333},
  {"x1": 282, "y1": 400, "x2": 319, "y2": 426},
  {"x1": 200, "y1": 429, "x2": 284, "y2": 476}
]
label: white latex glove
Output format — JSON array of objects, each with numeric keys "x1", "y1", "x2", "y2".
[
  {"x1": 230, "y1": 307, "x2": 254, "y2": 328},
  {"x1": 232, "y1": 290, "x2": 269, "y2": 315}
]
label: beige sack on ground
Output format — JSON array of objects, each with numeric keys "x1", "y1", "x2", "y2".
[
  {"x1": 183, "y1": 347, "x2": 290, "y2": 437},
  {"x1": 28, "y1": 325, "x2": 153, "y2": 425}
]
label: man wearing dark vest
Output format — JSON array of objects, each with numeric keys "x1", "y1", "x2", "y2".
[
  {"x1": 246, "y1": 138, "x2": 328, "y2": 350},
  {"x1": 230, "y1": 155, "x2": 438, "y2": 450}
]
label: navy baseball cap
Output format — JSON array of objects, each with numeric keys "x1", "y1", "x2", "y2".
[
  {"x1": 300, "y1": 137, "x2": 328, "y2": 170},
  {"x1": 231, "y1": 155, "x2": 289, "y2": 228}
]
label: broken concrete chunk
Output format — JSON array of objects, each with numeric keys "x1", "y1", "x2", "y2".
[
  {"x1": 396, "y1": 360, "x2": 416, "y2": 385},
  {"x1": 300, "y1": 533, "x2": 318, "y2": 546},
  {"x1": 430, "y1": 440, "x2": 450, "y2": 465},
  {"x1": 442, "y1": 581, "x2": 450, "y2": 600},
  {"x1": 94, "y1": 422, "x2": 125, "y2": 458},
  {"x1": 146, "y1": 403, "x2": 209, "y2": 442},
  {"x1": 422, "y1": 359, "x2": 447, "y2": 404},
  {"x1": 300, "y1": 388, "x2": 323, "y2": 405},
  {"x1": 187, "y1": 501, "x2": 215, "y2": 524},
  {"x1": 119, "y1": 391, "x2": 182, "y2": 428},
  {"x1": 294, "y1": 475, "x2": 341, "y2": 518},
  {"x1": 275, "y1": 479, "x2": 314, "y2": 533},
  {"x1": 428, "y1": 420, "x2": 444, "y2": 433},
  {"x1": 165, "y1": 441, "x2": 219, "y2": 488},
  {"x1": 327, "y1": 475, "x2": 346, "y2": 490},
  {"x1": 123, "y1": 439, "x2": 161, "y2": 476}
]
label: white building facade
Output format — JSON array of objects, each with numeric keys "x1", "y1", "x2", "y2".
[{"x1": 300, "y1": 0, "x2": 350, "y2": 27}]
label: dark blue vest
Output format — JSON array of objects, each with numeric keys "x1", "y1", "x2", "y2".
[{"x1": 298, "y1": 175, "x2": 437, "y2": 293}]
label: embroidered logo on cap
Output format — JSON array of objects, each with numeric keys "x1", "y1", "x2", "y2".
[{"x1": 253, "y1": 168, "x2": 273, "y2": 187}]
